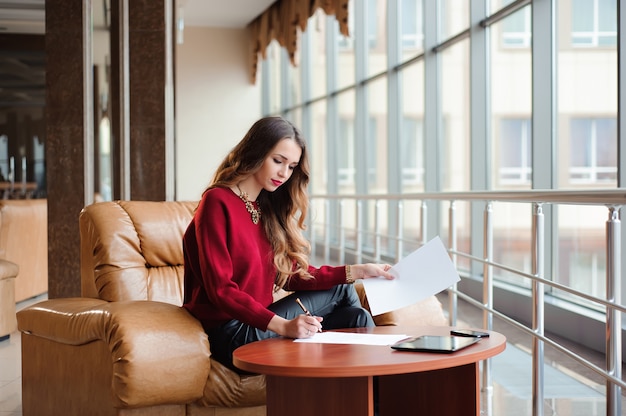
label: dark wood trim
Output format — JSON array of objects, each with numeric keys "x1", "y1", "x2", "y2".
[{"x1": 0, "y1": 33, "x2": 45, "y2": 51}]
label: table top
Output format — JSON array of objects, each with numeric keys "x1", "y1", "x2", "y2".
[{"x1": 233, "y1": 325, "x2": 506, "y2": 378}]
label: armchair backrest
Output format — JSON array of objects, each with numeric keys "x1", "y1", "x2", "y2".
[{"x1": 80, "y1": 200, "x2": 197, "y2": 304}]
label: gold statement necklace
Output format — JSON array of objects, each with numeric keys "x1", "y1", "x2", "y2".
[{"x1": 236, "y1": 185, "x2": 261, "y2": 224}]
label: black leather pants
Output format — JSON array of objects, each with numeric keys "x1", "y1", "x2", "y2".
[{"x1": 207, "y1": 284, "x2": 374, "y2": 374}]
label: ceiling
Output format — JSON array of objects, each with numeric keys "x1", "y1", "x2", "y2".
[{"x1": 0, "y1": 0, "x2": 275, "y2": 108}]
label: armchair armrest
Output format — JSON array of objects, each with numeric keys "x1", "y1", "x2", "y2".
[
  {"x1": 0, "y1": 259, "x2": 18, "y2": 281},
  {"x1": 17, "y1": 298, "x2": 212, "y2": 407}
]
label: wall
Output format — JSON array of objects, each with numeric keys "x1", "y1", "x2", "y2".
[{"x1": 175, "y1": 26, "x2": 261, "y2": 201}]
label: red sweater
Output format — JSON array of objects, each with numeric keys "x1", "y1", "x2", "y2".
[{"x1": 183, "y1": 187, "x2": 347, "y2": 331}]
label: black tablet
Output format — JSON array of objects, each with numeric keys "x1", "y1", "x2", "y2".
[{"x1": 390, "y1": 335, "x2": 481, "y2": 353}]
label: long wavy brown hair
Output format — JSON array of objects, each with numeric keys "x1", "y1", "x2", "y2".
[{"x1": 206, "y1": 116, "x2": 312, "y2": 289}]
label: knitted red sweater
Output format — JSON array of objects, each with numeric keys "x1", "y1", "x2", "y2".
[{"x1": 183, "y1": 187, "x2": 347, "y2": 331}]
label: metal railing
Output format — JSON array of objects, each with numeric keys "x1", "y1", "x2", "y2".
[{"x1": 307, "y1": 189, "x2": 625, "y2": 416}]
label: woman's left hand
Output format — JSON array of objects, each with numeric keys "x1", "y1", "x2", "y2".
[{"x1": 351, "y1": 263, "x2": 395, "y2": 280}]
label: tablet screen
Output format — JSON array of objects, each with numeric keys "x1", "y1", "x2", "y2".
[{"x1": 391, "y1": 335, "x2": 480, "y2": 353}]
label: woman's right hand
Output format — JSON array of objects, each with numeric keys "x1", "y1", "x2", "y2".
[{"x1": 268, "y1": 314, "x2": 323, "y2": 338}]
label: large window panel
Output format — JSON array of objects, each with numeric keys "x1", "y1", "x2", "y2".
[
  {"x1": 492, "y1": 202, "x2": 533, "y2": 288},
  {"x1": 400, "y1": 0, "x2": 424, "y2": 59},
  {"x1": 338, "y1": 117, "x2": 356, "y2": 188},
  {"x1": 441, "y1": 39, "x2": 470, "y2": 191},
  {"x1": 556, "y1": 205, "x2": 607, "y2": 311},
  {"x1": 440, "y1": 0, "x2": 469, "y2": 40},
  {"x1": 367, "y1": 77, "x2": 387, "y2": 193},
  {"x1": 400, "y1": 117, "x2": 424, "y2": 188},
  {"x1": 490, "y1": 6, "x2": 532, "y2": 190},
  {"x1": 337, "y1": 90, "x2": 356, "y2": 194},
  {"x1": 501, "y1": 0, "x2": 531, "y2": 48},
  {"x1": 571, "y1": 0, "x2": 617, "y2": 47},
  {"x1": 497, "y1": 118, "x2": 532, "y2": 186},
  {"x1": 266, "y1": 41, "x2": 283, "y2": 115},
  {"x1": 337, "y1": 1, "x2": 356, "y2": 90},
  {"x1": 368, "y1": 0, "x2": 387, "y2": 77},
  {"x1": 286, "y1": 51, "x2": 302, "y2": 108},
  {"x1": 569, "y1": 118, "x2": 617, "y2": 184},
  {"x1": 310, "y1": 9, "x2": 328, "y2": 99},
  {"x1": 310, "y1": 100, "x2": 328, "y2": 195},
  {"x1": 400, "y1": 61, "x2": 425, "y2": 193},
  {"x1": 557, "y1": 0, "x2": 617, "y2": 188}
]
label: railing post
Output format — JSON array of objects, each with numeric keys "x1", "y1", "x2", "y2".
[
  {"x1": 606, "y1": 206, "x2": 622, "y2": 416},
  {"x1": 532, "y1": 203, "x2": 545, "y2": 416},
  {"x1": 356, "y1": 199, "x2": 363, "y2": 263},
  {"x1": 339, "y1": 199, "x2": 345, "y2": 265},
  {"x1": 375, "y1": 199, "x2": 382, "y2": 263},
  {"x1": 324, "y1": 199, "x2": 330, "y2": 264},
  {"x1": 421, "y1": 201, "x2": 428, "y2": 244},
  {"x1": 482, "y1": 201, "x2": 493, "y2": 392},
  {"x1": 448, "y1": 200, "x2": 458, "y2": 327},
  {"x1": 396, "y1": 200, "x2": 404, "y2": 263},
  {"x1": 309, "y1": 198, "x2": 316, "y2": 260}
]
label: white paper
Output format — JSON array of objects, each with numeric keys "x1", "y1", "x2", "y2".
[
  {"x1": 294, "y1": 332, "x2": 409, "y2": 346},
  {"x1": 361, "y1": 236, "x2": 460, "y2": 316}
]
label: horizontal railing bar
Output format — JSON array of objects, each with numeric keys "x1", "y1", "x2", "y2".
[
  {"x1": 317, "y1": 219, "x2": 626, "y2": 314},
  {"x1": 453, "y1": 290, "x2": 626, "y2": 390},
  {"x1": 311, "y1": 189, "x2": 626, "y2": 206},
  {"x1": 450, "y1": 249, "x2": 626, "y2": 314}
]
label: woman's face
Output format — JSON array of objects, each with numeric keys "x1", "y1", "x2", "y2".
[{"x1": 253, "y1": 137, "x2": 302, "y2": 192}]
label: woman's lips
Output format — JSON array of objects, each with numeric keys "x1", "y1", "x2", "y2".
[{"x1": 271, "y1": 179, "x2": 282, "y2": 186}]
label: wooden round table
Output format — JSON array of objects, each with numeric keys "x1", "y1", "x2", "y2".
[{"x1": 234, "y1": 325, "x2": 506, "y2": 416}]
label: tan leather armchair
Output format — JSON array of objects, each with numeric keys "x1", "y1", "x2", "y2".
[
  {"x1": 0, "y1": 259, "x2": 19, "y2": 340},
  {"x1": 0, "y1": 199, "x2": 48, "y2": 302},
  {"x1": 17, "y1": 200, "x2": 447, "y2": 416}
]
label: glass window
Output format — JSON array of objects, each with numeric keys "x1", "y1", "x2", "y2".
[
  {"x1": 569, "y1": 118, "x2": 617, "y2": 183},
  {"x1": 310, "y1": 100, "x2": 328, "y2": 194},
  {"x1": 571, "y1": 0, "x2": 617, "y2": 47},
  {"x1": 400, "y1": 60, "x2": 425, "y2": 193},
  {"x1": 498, "y1": 119, "x2": 532, "y2": 186},
  {"x1": 338, "y1": 118, "x2": 355, "y2": 187},
  {"x1": 0, "y1": 135, "x2": 7, "y2": 182},
  {"x1": 368, "y1": 0, "x2": 387, "y2": 76},
  {"x1": 558, "y1": 0, "x2": 617, "y2": 189},
  {"x1": 400, "y1": 0, "x2": 423, "y2": 55},
  {"x1": 267, "y1": 41, "x2": 283, "y2": 115},
  {"x1": 368, "y1": 0, "x2": 380, "y2": 50},
  {"x1": 491, "y1": 6, "x2": 532, "y2": 190},
  {"x1": 401, "y1": 117, "x2": 424, "y2": 187},
  {"x1": 441, "y1": 39, "x2": 470, "y2": 191},
  {"x1": 337, "y1": 3, "x2": 356, "y2": 90},
  {"x1": 440, "y1": 0, "x2": 469, "y2": 40},
  {"x1": 286, "y1": 49, "x2": 302, "y2": 108},
  {"x1": 367, "y1": 77, "x2": 387, "y2": 192},
  {"x1": 556, "y1": 205, "x2": 607, "y2": 311},
  {"x1": 33, "y1": 134, "x2": 45, "y2": 196},
  {"x1": 501, "y1": 0, "x2": 531, "y2": 48},
  {"x1": 338, "y1": 90, "x2": 356, "y2": 193},
  {"x1": 98, "y1": 117, "x2": 112, "y2": 201},
  {"x1": 310, "y1": 9, "x2": 328, "y2": 99}
]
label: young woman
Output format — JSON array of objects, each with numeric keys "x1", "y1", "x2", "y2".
[{"x1": 182, "y1": 116, "x2": 393, "y2": 373}]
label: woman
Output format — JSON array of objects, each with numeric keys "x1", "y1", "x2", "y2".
[{"x1": 182, "y1": 116, "x2": 393, "y2": 373}]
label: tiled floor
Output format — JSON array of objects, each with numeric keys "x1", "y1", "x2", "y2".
[
  {"x1": 0, "y1": 292, "x2": 623, "y2": 415},
  {"x1": 0, "y1": 294, "x2": 45, "y2": 416}
]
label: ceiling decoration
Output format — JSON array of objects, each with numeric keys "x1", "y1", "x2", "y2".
[{"x1": 247, "y1": 0, "x2": 349, "y2": 84}]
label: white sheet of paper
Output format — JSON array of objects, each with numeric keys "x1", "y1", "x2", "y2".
[
  {"x1": 361, "y1": 236, "x2": 460, "y2": 316},
  {"x1": 294, "y1": 332, "x2": 409, "y2": 346}
]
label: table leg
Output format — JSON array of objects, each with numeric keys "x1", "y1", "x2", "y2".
[
  {"x1": 266, "y1": 375, "x2": 375, "y2": 416},
  {"x1": 378, "y1": 362, "x2": 480, "y2": 416}
]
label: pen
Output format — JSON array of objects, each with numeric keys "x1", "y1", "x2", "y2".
[
  {"x1": 295, "y1": 297, "x2": 312, "y2": 316},
  {"x1": 296, "y1": 298, "x2": 322, "y2": 332}
]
